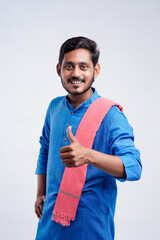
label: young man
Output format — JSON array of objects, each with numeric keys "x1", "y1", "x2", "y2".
[{"x1": 35, "y1": 36, "x2": 142, "y2": 239}]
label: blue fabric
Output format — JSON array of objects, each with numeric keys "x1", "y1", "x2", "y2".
[{"x1": 35, "y1": 88, "x2": 142, "y2": 240}]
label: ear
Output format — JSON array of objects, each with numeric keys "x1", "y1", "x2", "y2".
[
  {"x1": 56, "y1": 63, "x2": 61, "y2": 77},
  {"x1": 94, "y1": 63, "x2": 100, "y2": 78}
]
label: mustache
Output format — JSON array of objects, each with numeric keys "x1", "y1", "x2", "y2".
[{"x1": 68, "y1": 77, "x2": 85, "y2": 82}]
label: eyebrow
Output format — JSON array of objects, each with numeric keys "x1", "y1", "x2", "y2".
[
  {"x1": 63, "y1": 61, "x2": 74, "y2": 65},
  {"x1": 63, "y1": 61, "x2": 89, "y2": 65}
]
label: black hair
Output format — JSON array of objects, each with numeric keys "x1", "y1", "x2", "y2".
[{"x1": 58, "y1": 36, "x2": 100, "y2": 67}]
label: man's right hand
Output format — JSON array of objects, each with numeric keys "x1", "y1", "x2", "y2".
[{"x1": 35, "y1": 195, "x2": 46, "y2": 218}]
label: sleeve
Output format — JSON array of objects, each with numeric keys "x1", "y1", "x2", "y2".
[
  {"x1": 108, "y1": 107, "x2": 142, "y2": 182},
  {"x1": 35, "y1": 104, "x2": 51, "y2": 175}
]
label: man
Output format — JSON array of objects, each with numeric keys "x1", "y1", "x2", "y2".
[{"x1": 35, "y1": 36, "x2": 142, "y2": 239}]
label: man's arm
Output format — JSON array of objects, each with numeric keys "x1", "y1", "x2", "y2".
[
  {"x1": 35, "y1": 103, "x2": 51, "y2": 218},
  {"x1": 35, "y1": 174, "x2": 46, "y2": 218},
  {"x1": 84, "y1": 149, "x2": 126, "y2": 178},
  {"x1": 60, "y1": 126, "x2": 126, "y2": 179}
]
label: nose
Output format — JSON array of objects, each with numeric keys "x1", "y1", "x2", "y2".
[{"x1": 71, "y1": 66, "x2": 81, "y2": 78}]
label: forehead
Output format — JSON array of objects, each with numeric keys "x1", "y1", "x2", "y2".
[{"x1": 62, "y1": 48, "x2": 92, "y2": 64}]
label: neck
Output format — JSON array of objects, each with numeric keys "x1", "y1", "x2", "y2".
[{"x1": 67, "y1": 88, "x2": 93, "y2": 109}]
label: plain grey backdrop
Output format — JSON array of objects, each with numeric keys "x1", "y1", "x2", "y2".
[{"x1": 0, "y1": 0, "x2": 160, "y2": 239}]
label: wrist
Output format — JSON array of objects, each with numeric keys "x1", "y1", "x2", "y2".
[
  {"x1": 36, "y1": 193, "x2": 46, "y2": 198},
  {"x1": 84, "y1": 148, "x2": 93, "y2": 164}
]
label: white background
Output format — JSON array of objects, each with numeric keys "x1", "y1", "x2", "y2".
[{"x1": 0, "y1": 0, "x2": 160, "y2": 239}]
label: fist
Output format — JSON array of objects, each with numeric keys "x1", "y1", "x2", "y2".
[{"x1": 59, "y1": 126, "x2": 87, "y2": 168}]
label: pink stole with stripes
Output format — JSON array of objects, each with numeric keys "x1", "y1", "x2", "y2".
[{"x1": 52, "y1": 97, "x2": 123, "y2": 226}]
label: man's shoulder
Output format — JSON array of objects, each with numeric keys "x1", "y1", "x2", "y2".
[
  {"x1": 49, "y1": 95, "x2": 66, "y2": 107},
  {"x1": 103, "y1": 104, "x2": 131, "y2": 131},
  {"x1": 45, "y1": 96, "x2": 66, "y2": 115},
  {"x1": 93, "y1": 96, "x2": 123, "y2": 119},
  {"x1": 104, "y1": 105, "x2": 122, "y2": 122}
]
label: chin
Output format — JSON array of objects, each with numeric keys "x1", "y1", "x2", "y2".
[{"x1": 69, "y1": 90, "x2": 83, "y2": 96}]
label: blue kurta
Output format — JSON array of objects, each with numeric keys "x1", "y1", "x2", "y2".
[{"x1": 35, "y1": 88, "x2": 142, "y2": 240}]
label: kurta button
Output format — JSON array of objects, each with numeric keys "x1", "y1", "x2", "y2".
[
  {"x1": 67, "y1": 124, "x2": 70, "y2": 127},
  {"x1": 64, "y1": 138, "x2": 67, "y2": 141},
  {"x1": 71, "y1": 112, "x2": 73, "y2": 114}
]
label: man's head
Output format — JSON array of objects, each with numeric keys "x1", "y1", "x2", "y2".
[
  {"x1": 57, "y1": 36, "x2": 100, "y2": 97},
  {"x1": 58, "y1": 36, "x2": 100, "y2": 67}
]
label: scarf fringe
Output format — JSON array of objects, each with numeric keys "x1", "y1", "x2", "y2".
[{"x1": 52, "y1": 211, "x2": 75, "y2": 227}]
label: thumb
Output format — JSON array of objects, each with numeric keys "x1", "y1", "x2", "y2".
[{"x1": 67, "y1": 126, "x2": 77, "y2": 143}]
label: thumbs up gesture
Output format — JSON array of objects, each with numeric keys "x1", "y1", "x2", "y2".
[{"x1": 59, "y1": 126, "x2": 87, "y2": 168}]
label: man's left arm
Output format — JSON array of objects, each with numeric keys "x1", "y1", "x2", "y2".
[
  {"x1": 60, "y1": 127, "x2": 126, "y2": 178},
  {"x1": 60, "y1": 109, "x2": 142, "y2": 181}
]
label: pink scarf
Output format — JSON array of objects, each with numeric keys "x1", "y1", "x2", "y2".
[{"x1": 52, "y1": 97, "x2": 123, "y2": 226}]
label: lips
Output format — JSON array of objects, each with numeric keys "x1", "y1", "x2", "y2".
[
  {"x1": 70, "y1": 80, "x2": 82, "y2": 84},
  {"x1": 68, "y1": 78, "x2": 85, "y2": 84}
]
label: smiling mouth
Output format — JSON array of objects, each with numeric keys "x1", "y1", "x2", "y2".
[{"x1": 69, "y1": 79, "x2": 85, "y2": 84}]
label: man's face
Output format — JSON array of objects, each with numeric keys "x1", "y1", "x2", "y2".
[{"x1": 57, "y1": 48, "x2": 100, "y2": 96}]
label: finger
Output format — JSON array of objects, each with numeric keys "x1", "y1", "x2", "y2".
[
  {"x1": 60, "y1": 152, "x2": 73, "y2": 159},
  {"x1": 39, "y1": 202, "x2": 43, "y2": 215},
  {"x1": 35, "y1": 209, "x2": 40, "y2": 218},
  {"x1": 67, "y1": 126, "x2": 77, "y2": 143},
  {"x1": 65, "y1": 162, "x2": 74, "y2": 168},
  {"x1": 59, "y1": 145, "x2": 72, "y2": 153},
  {"x1": 61, "y1": 158, "x2": 73, "y2": 164},
  {"x1": 35, "y1": 205, "x2": 42, "y2": 218}
]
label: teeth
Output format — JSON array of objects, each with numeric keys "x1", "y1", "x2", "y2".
[{"x1": 71, "y1": 81, "x2": 82, "y2": 84}]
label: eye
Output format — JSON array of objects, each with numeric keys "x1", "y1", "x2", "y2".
[
  {"x1": 64, "y1": 64, "x2": 73, "y2": 70},
  {"x1": 80, "y1": 65, "x2": 88, "y2": 70}
]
